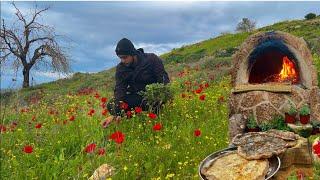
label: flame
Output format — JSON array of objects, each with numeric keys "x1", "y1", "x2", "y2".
[{"x1": 278, "y1": 56, "x2": 298, "y2": 83}]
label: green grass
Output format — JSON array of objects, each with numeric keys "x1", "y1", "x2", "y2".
[
  {"x1": 161, "y1": 17, "x2": 320, "y2": 65},
  {"x1": 0, "y1": 68, "x2": 231, "y2": 179}
]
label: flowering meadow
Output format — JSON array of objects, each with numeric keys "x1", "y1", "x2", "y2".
[{"x1": 0, "y1": 65, "x2": 234, "y2": 179}]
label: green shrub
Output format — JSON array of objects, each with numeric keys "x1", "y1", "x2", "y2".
[
  {"x1": 288, "y1": 105, "x2": 297, "y2": 116},
  {"x1": 215, "y1": 47, "x2": 238, "y2": 57},
  {"x1": 259, "y1": 115, "x2": 290, "y2": 131},
  {"x1": 300, "y1": 104, "x2": 311, "y2": 116},
  {"x1": 247, "y1": 114, "x2": 258, "y2": 128},
  {"x1": 305, "y1": 13, "x2": 317, "y2": 20},
  {"x1": 270, "y1": 116, "x2": 290, "y2": 131},
  {"x1": 201, "y1": 57, "x2": 231, "y2": 70},
  {"x1": 311, "y1": 120, "x2": 320, "y2": 128},
  {"x1": 259, "y1": 122, "x2": 273, "y2": 132},
  {"x1": 138, "y1": 83, "x2": 174, "y2": 108}
]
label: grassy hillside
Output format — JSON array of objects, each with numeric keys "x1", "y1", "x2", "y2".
[
  {"x1": 1, "y1": 17, "x2": 320, "y2": 104},
  {"x1": 0, "y1": 17, "x2": 320, "y2": 179},
  {"x1": 161, "y1": 17, "x2": 320, "y2": 64}
]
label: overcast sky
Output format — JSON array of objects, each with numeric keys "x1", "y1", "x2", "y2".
[{"x1": 1, "y1": 1, "x2": 320, "y2": 90}]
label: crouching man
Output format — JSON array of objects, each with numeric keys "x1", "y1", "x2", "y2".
[{"x1": 106, "y1": 38, "x2": 170, "y2": 122}]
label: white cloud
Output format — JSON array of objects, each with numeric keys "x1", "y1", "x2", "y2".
[
  {"x1": 31, "y1": 71, "x2": 74, "y2": 79},
  {"x1": 97, "y1": 41, "x2": 194, "y2": 57},
  {"x1": 134, "y1": 42, "x2": 192, "y2": 55}
]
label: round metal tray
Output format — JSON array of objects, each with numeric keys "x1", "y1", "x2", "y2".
[{"x1": 198, "y1": 146, "x2": 281, "y2": 180}]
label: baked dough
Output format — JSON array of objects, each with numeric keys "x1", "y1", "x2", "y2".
[
  {"x1": 232, "y1": 132, "x2": 296, "y2": 160},
  {"x1": 201, "y1": 152, "x2": 269, "y2": 180}
]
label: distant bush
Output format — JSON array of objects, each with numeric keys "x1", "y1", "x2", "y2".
[
  {"x1": 215, "y1": 47, "x2": 238, "y2": 58},
  {"x1": 201, "y1": 57, "x2": 231, "y2": 70},
  {"x1": 184, "y1": 49, "x2": 206, "y2": 63},
  {"x1": 236, "y1": 18, "x2": 256, "y2": 32},
  {"x1": 305, "y1": 13, "x2": 317, "y2": 20}
]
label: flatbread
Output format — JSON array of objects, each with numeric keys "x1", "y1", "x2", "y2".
[
  {"x1": 201, "y1": 152, "x2": 269, "y2": 180},
  {"x1": 232, "y1": 132, "x2": 290, "y2": 160},
  {"x1": 266, "y1": 129, "x2": 299, "y2": 141}
]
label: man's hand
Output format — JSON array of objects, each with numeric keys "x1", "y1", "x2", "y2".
[
  {"x1": 106, "y1": 115, "x2": 121, "y2": 121},
  {"x1": 106, "y1": 115, "x2": 122, "y2": 123},
  {"x1": 115, "y1": 116, "x2": 121, "y2": 122},
  {"x1": 106, "y1": 115, "x2": 114, "y2": 122}
]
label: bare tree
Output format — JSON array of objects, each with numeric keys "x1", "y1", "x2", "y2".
[
  {"x1": 0, "y1": 2, "x2": 71, "y2": 88},
  {"x1": 236, "y1": 18, "x2": 256, "y2": 33}
]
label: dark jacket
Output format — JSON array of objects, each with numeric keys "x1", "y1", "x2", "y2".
[{"x1": 114, "y1": 49, "x2": 170, "y2": 103}]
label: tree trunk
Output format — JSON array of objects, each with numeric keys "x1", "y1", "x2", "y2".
[{"x1": 22, "y1": 67, "x2": 30, "y2": 88}]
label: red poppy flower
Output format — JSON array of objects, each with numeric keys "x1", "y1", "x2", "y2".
[
  {"x1": 181, "y1": 93, "x2": 186, "y2": 98},
  {"x1": 313, "y1": 141, "x2": 320, "y2": 157},
  {"x1": 69, "y1": 115, "x2": 75, "y2": 121},
  {"x1": 199, "y1": 94, "x2": 206, "y2": 101},
  {"x1": 153, "y1": 123, "x2": 162, "y2": 131},
  {"x1": 0, "y1": 125, "x2": 6, "y2": 133},
  {"x1": 94, "y1": 93, "x2": 100, "y2": 99},
  {"x1": 100, "y1": 102, "x2": 106, "y2": 109},
  {"x1": 88, "y1": 109, "x2": 95, "y2": 116},
  {"x1": 120, "y1": 102, "x2": 128, "y2": 110},
  {"x1": 97, "y1": 148, "x2": 105, "y2": 156},
  {"x1": 218, "y1": 95, "x2": 225, "y2": 102},
  {"x1": 109, "y1": 131, "x2": 125, "y2": 144},
  {"x1": 35, "y1": 123, "x2": 42, "y2": 129},
  {"x1": 84, "y1": 143, "x2": 96, "y2": 153},
  {"x1": 101, "y1": 97, "x2": 107, "y2": 103},
  {"x1": 48, "y1": 110, "x2": 55, "y2": 115},
  {"x1": 134, "y1": 107, "x2": 142, "y2": 114},
  {"x1": 101, "y1": 109, "x2": 108, "y2": 116},
  {"x1": 126, "y1": 111, "x2": 132, "y2": 118},
  {"x1": 195, "y1": 88, "x2": 203, "y2": 94},
  {"x1": 148, "y1": 113, "x2": 157, "y2": 119},
  {"x1": 23, "y1": 145, "x2": 33, "y2": 154},
  {"x1": 194, "y1": 129, "x2": 201, "y2": 137}
]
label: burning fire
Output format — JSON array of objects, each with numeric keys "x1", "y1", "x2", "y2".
[{"x1": 278, "y1": 56, "x2": 298, "y2": 83}]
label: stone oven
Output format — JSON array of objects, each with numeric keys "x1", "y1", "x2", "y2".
[{"x1": 228, "y1": 31, "x2": 320, "y2": 140}]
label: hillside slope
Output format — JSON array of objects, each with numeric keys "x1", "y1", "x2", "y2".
[{"x1": 1, "y1": 17, "x2": 320, "y2": 104}]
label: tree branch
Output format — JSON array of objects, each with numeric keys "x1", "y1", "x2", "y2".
[
  {"x1": 12, "y1": 2, "x2": 27, "y2": 26},
  {"x1": 26, "y1": 6, "x2": 50, "y2": 28}
]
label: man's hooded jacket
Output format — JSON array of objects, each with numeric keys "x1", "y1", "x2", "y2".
[{"x1": 114, "y1": 48, "x2": 170, "y2": 103}]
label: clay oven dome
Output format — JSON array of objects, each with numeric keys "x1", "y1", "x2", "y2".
[
  {"x1": 228, "y1": 31, "x2": 320, "y2": 140},
  {"x1": 231, "y1": 31, "x2": 318, "y2": 89}
]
